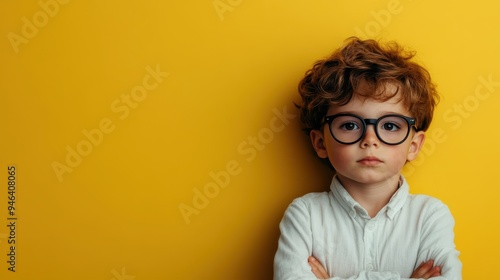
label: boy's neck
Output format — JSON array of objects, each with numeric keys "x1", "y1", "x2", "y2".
[{"x1": 337, "y1": 175, "x2": 401, "y2": 218}]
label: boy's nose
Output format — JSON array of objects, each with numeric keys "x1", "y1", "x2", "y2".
[{"x1": 360, "y1": 125, "x2": 379, "y2": 148}]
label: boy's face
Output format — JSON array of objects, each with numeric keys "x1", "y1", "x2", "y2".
[{"x1": 310, "y1": 83, "x2": 425, "y2": 186}]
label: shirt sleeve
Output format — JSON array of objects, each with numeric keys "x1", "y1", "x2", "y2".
[
  {"x1": 274, "y1": 197, "x2": 319, "y2": 280},
  {"x1": 413, "y1": 201, "x2": 462, "y2": 279}
]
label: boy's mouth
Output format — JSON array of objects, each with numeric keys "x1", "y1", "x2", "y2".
[{"x1": 357, "y1": 156, "x2": 382, "y2": 165}]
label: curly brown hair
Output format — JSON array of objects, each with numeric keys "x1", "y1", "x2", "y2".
[{"x1": 298, "y1": 37, "x2": 439, "y2": 134}]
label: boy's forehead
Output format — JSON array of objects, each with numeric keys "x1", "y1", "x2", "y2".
[{"x1": 327, "y1": 89, "x2": 409, "y2": 116}]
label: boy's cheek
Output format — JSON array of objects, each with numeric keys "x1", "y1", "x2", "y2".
[{"x1": 327, "y1": 148, "x2": 350, "y2": 168}]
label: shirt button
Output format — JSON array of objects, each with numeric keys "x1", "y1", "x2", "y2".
[
  {"x1": 367, "y1": 222, "x2": 374, "y2": 230},
  {"x1": 367, "y1": 263, "x2": 374, "y2": 271}
]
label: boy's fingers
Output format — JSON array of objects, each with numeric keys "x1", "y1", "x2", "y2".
[
  {"x1": 308, "y1": 256, "x2": 329, "y2": 279},
  {"x1": 411, "y1": 260, "x2": 434, "y2": 278},
  {"x1": 308, "y1": 256, "x2": 322, "y2": 277},
  {"x1": 423, "y1": 265, "x2": 441, "y2": 278}
]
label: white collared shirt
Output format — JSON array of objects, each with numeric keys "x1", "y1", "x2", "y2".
[{"x1": 274, "y1": 175, "x2": 462, "y2": 280}]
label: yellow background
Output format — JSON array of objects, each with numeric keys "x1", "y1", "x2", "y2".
[{"x1": 1, "y1": 1, "x2": 499, "y2": 279}]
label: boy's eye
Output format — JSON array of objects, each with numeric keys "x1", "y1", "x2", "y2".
[
  {"x1": 381, "y1": 122, "x2": 401, "y2": 131},
  {"x1": 340, "y1": 122, "x2": 360, "y2": 131}
]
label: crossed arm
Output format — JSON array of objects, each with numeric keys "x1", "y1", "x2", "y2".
[
  {"x1": 274, "y1": 196, "x2": 462, "y2": 280},
  {"x1": 308, "y1": 256, "x2": 442, "y2": 279}
]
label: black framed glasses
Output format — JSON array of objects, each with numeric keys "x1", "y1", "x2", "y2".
[{"x1": 324, "y1": 113, "x2": 417, "y2": 145}]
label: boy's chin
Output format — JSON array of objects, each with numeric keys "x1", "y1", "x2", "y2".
[{"x1": 337, "y1": 173, "x2": 400, "y2": 186}]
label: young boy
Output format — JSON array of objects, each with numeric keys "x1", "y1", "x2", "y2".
[{"x1": 273, "y1": 38, "x2": 462, "y2": 279}]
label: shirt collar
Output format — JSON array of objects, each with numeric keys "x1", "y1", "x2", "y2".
[{"x1": 330, "y1": 175, "x2": 409, "y2": 220}]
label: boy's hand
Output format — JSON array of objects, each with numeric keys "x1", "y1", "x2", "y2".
[
  {"x1": 308, "y1": 256, "x2": 329, "y2": 279},
  {"x1": 410, "y1": 260, "x2": 441, "y2": 279}
]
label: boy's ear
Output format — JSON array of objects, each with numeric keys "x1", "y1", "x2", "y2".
[
  {"x1": 407, "y1": 131, "x2": 425, "y2": 161},
  {"x1": 310, "y1": 129, "x2": 329, "y2": 159}
]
